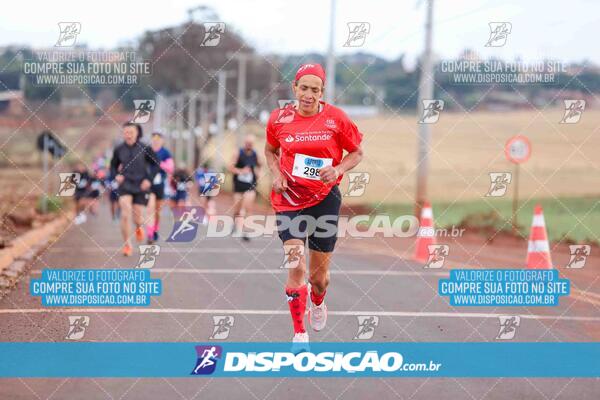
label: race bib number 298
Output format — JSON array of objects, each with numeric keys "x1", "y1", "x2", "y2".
[{"x1": 292, "y1": 153, "x2": 333, "y2": 180}]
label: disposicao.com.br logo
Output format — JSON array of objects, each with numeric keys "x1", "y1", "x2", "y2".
[{"x1": 190, "y1": 344, "x2": 442, "y2": 377}]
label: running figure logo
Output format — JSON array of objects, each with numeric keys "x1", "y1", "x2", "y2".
[
  {"x1": 55, "y1": 22, "x2": 81, "y2": 47},
  {"x1": 419, "y1": 100, "x2": 444, "y2": 124},
  {"x1": 485, "y1": 22, "x2": 512, "y2": 47},
  {"x1": 131, "y1": 100, "x2": 155, "y2": 124},
  {"x1": 425, "y1": 244, "x2": 449, "y2": 269},
  {"x1": 354, "y1": 316, "x2": 379, "y2": 340},
  {"x1": 57, "y1": 173, "x2": 80, "y2": 197},
  {"x1": 65, "y1": 316, "x2": 89, "y2": 340},
  {"x1": 496, "y1": 316, "x2": 520, "y2": 340},
  {"x1": 276, "y1": 100, "x2": 298, "y2": 124},
  {"x1": 286, "y1": 291, "x2": 300, "y2": 303},
  {"x1": 199, "y1": 173, "x2": 225, "y2": 197},
  {"x1": 560, "y1": 100, "x2": 586, "y2": 124},
  {"x1": 167, "y1": 207, "x2": 204, "y2": 242},
  {"x1": 200, "y1": 23, "x2": 225, "y2": 47},
  {"x1": 136, "y1": 245, "x2": 161, "y2": 269},
  {"x1": 485, "y1": 172, "x2": 512, "y2": 197},
  {"x1": 282, "y1": 244, "x2": 305, "y2": 269},
  {"x1": 344, "y1": 22, "x2": 371, "y2": 47},
  {"x1": 209, "y1": 316, "x2": 234, "y2": 340},
  {"x1": 191, "y1": 345, "x2": 222, "y2": 375},
  {"x1": 566, "y1": 245, "x2": 591, "y2": 269},
  {"x1": 344, "y1": 172, "x2": 370, "y2": 197}
]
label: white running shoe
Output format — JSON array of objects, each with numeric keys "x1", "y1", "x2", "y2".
[
  {"x1": 74, "y1": 212, "x2": 87, "y2": 225},
  {"x1": 309, "y1": 301, "x2": 327, "y2": 332},
  {"x1": 291, "y1": 331, "x2": 310, "y2": 354}
]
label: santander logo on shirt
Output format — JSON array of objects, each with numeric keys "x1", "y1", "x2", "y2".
[{"x1": 285, "y1": 132, "x2": 333, "y2": 143}]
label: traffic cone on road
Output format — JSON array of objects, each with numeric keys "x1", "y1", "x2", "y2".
[
  {"x1": 414, "y1": 201, "x2": 436, "y2": 263},
  {"x1": 526, "y1": 204, "x2": 552, "y2": 269}
]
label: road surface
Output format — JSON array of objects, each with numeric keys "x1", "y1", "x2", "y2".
[{"x1": 1, "y1": 196, "x2": 598, "y2": 399}]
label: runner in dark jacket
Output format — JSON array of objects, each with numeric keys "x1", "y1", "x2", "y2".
[{"x1": 110, "y1": 122, "x2": 160, "y2": 256}]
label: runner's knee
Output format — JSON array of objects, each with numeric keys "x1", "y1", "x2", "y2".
[{"x1": 309, "y1": 270, "x2": 329, "y2": 292}]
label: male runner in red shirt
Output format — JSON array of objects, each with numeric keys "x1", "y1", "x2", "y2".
[{"x1": 265, "y1": 63, "x2": 363, "y2": 346}]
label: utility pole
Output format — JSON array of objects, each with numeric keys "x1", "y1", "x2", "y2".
[
  {"x1": 153, "y1": 93, "x2": 164, "y2": 133},
  {"x1": 42, "y1": 135, "x2": 48, "y2": 213},
  {"x1": 215, "y1": 71, "x2": 235, "y2": 171},
  {"x1": 164, "y1": 95, "x2": 174, "y2": 150},
  {"x1": 198, "y1": 93, "x2": 210, "y2": 168},
  {"x1": 175, "y1": 94, "x2": 185, "y2": 168},
  {"x1": 231, "y1": 53, "x2": 250, "y2": 148},
  {"x1": 269, "y1": 55, "x2": 280, "y2": 109},
  {"x1": 415, "y1": 0, "x2": 435, "y2": 218},
  {"x1": 325, "y1": 0, "x2": 337, "y2": 103},
  {"x1": 194, "y1": 93, "x2": 217, "y2": 168},
  {"x1": 187, "y1": 91, "x2": 197, "y2": 172}
]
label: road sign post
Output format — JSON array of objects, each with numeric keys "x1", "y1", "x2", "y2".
[
  {"x1": 504, "y1": 135, "x2": 532, "y2": 233},
  {"x1": 42, "y1": 135, "x2": 48, "y2": 213},
  {"x1": 37, "y1": 131, "x2": 66, "y2": 213}
]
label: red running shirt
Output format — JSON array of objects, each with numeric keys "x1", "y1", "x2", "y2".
[{"x1": 266, "y1": 101, "x2": 363, "y2": 212}]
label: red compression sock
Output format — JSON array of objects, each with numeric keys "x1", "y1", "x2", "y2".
[
  {"x1": 310, "y1": 288, "x2": 326, "y2": 306},
  {"x1": 285, "y1": 285, "x2": 308, "y2": 334}
]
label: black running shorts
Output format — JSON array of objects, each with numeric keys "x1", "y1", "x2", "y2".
[
  {"x1": 275, "y1": 185, "x2": 341, "y2": 253},
  {"x1": 118, "y1": 190, "x2": 149, "y2": 206},
  {"x1": 150, "y1": 184, "x2": 165, "y2": 200}
]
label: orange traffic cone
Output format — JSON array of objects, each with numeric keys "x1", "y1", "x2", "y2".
[
  {"x1": 415, "y1": 201, "x2": 436, "y2": 262},
  {"x1": 526, "y1": 204, "x2": 552, "y2": 269}
]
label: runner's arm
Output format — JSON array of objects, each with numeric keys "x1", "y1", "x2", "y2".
[
  {"x1": 264, "y1": 142, "x2": 280, "y2": 177},
  {"x1": 264, "y1": 112, "x2": 287, "y2": 192},
  {"x1": 321, "y1": 114, "x2": 364, "y2": 184},
  {"x1": 320, "y1": 148, "x2": 363, "y2": 184},
  {"x1": 228, "y1": 152, "x2": 242, "y2": 175},
  {"x1": 265, "y1": 142, "x2": 287, "y2": 193},
  {"x1": 334, "y1": 114, "x2": 363, "y2": 175},
  {"x1": 109, "y1": 148, "x2": 118, "y2": 177},
  {"x1": 160, "y1": 157, "x2": 174, "y2": 175},
  {"x1": 109, "y1": 147, "x2": 123, "y2": 182},
  {"x1": 335, "y1": 147, "x2": 363, "y2": 175},
  {"x1": 254, "y1": 153, "x2": 262, "y2": 176}
]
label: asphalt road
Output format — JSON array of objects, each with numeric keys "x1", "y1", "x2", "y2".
[{"x1": 1, "y1": 200, "x2": 599, "y2": 400}]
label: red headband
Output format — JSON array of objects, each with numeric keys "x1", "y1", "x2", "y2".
[{"x1": 295, "y1": 63, "x2": 326, "y2": 84}]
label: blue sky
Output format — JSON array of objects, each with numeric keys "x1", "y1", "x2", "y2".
[{"x1": 1, "y1": 0, "x2": 597, "y2": 66}]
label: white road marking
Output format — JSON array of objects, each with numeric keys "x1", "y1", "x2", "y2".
[
  {"x1": 48, "y1": 247, "x2": 263, "y2": 253},
  {"x1": 30, "y1": 268, "x2": 447, "y2": 277},
  {"x1": 45, "y1": 246, "x2": 400, "y2": 258},
  {"x1": 25, "y1": 270, "x2": 600, "y2": 302},
  {"x1": 0, "y1": 308, "x2": 599, "y2": 322}
]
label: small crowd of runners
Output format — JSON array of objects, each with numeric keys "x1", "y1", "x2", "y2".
[
  {"x1": 70, "y1": 63, "x2": 363, "y2": 347},
  {"x1": 72, "y1": 125, "x2": 261, "y2": 255}
]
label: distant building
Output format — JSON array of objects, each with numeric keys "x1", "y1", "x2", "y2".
[
  {"x1": 0, "y1": 90, "x2": 24, "y2": 114},
  {"x1": 0, "y1": 69, "x2": 24, "y2": 114}
]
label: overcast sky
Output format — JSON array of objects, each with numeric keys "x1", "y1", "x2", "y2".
[{"x1": 1, "y1": 0, "x2": 598, "y2": 66}]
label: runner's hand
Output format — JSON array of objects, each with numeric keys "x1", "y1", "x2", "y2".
[
  {"x1": 320, "y1": 166, "x2": 340, "y2": 185},
  {"x1": 140, "y1": 179, "x2": 151, "y2": 191},
  {"x1": 272, "y1": 173, "x2": 288, "y2": 194},
  {"x1": 115, "y1": 174, "x2": 125, "y2": 184}
]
